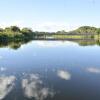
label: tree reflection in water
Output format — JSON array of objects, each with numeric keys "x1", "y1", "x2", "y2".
[{"x1": 0, "y1": 39, "x2": 100, "y2": 50}]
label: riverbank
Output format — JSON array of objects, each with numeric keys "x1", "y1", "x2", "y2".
[{"x1": 0, "y1": 26, "x2": 100, "y2": 42}]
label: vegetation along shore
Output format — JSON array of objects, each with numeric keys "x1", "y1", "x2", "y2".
[{"x1": 0, "y1": 26, "x2": 100, "y2": 42}]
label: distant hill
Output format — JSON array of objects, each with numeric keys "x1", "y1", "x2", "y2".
[{"x1": 68, "y1": 26, "x2": 100, "y2": 35}]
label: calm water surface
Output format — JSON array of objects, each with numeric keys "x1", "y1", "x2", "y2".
[{"x1": 0, "y1": 40, "x2": 100, "y2": 100}]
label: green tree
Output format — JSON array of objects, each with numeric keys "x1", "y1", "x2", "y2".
[
  {"x1": 21, "y1": 28, "x2": 33, "y2": 38},
  {"x1": 96, "y1": 28, "x2": 100, "y2": 40},
  {"x1": 21, "y1": 28, "x2": 33, "y2": 34},
  {"x1": 10, "y1": 26, "x2": 20, "y2": 32},
  {"x1": 0, "y1": 28, "x2": 4, "y2": 32},
  {"x1": 76, "y1": 26, "x2": 97, "y2": 34}
]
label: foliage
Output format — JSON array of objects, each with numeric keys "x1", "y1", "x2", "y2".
[
  {"x1": 96, "y1": 28, "x2": 100, "y2": 35},
  {"x1": 0, "y1": 26, "x2": 100, "y2": 42},
  {"x1": 0, "y1": 26, "x2": 35, "y2": 41},
  {"x1": 75, "y1": 26, "x2": 97, "y2": 34}
]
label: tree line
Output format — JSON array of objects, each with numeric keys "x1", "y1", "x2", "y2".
[{"x1": 0, "y1": 26, "x2": 100, "y2": 41}]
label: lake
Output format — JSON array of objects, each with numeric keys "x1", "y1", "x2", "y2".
[{"x1": 0, "y1": 40, "x2": 100, "y2": 100}]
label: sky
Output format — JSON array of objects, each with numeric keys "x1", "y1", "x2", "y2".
[{"x1": 0, "y1": 0, "x2": 100, "y2": 32}]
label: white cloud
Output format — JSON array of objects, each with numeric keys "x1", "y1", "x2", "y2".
[
  {"x1": 57, "y1": 70, "x2": 71, "y2": 80},
  {"x1": 0, "y1": 21, "x2": 79, "y2": 32},
  {"x1": 32, "y1": 22, "x2": 78, "y2": 32},
  {"x1": 22, "y1": 74, "x2": 55, "y2": 100},
  {"x1": 86, "y1": 67, "x2": 100, "y2": 74},
  {"x1": 0, "y1": 21, "x2": 24, "y2": 28},
  {"x1": 0, "y1": 76, "x2": 16, "y2": 100}
]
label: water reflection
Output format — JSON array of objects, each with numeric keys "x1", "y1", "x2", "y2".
[
  {"x1": 0, "y1": 67, "x2": 6, "y2": 72},
  {"x1": 0, "y1": 39, "x2": 100, "y2": 100},
  {"x1": 0, "y1": 39, "x2": 100, "y2": 50},
  {"x1": 0, "y1": 39, "x2": 32, "y2": 50},
  {"x1": 0, "y1": 56, "x2": 3, "y2": 60},
  {"x1": 86, "y1": 67, "x2": 100, "y2": 74},
  {"x1": 36, "y1": 41, "x2": 77, "y2": 47},
  {"x1": 57, "y1": 70, "x2": 71, "y2": 80},
  {"x1": 22, "y1": 74, "x2": 55, "y2": 100},
  {"x1": 0, "y1": 76, "x2": 16, "y2": 100}
]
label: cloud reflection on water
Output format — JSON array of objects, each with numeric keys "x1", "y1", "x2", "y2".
[
  {"x1": 0, "y1": 56, "x2": 3, "y2": 60},
  {"x1": 35, "y1": 41, "x2": 77, "y2": 48},
  {"x1": 0, "y1": 67, "x2": 6, "y2": 72},
  {"x1": 57, "y1": 70, "x2": 71, "y2": 80},
  {"x1": 22, "y1": 74, "x2": 55, "y2": 100},
  {"x1": 0, "y1": 76, "x2": 16, "y2": 100},
  {"x1": 86, "y1": 67, "x2": 100, "y2": 74}
]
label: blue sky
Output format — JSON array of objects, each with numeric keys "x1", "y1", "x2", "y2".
[{"x1": 0, "y1": 0, "x2": 100, "y2": 32}]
